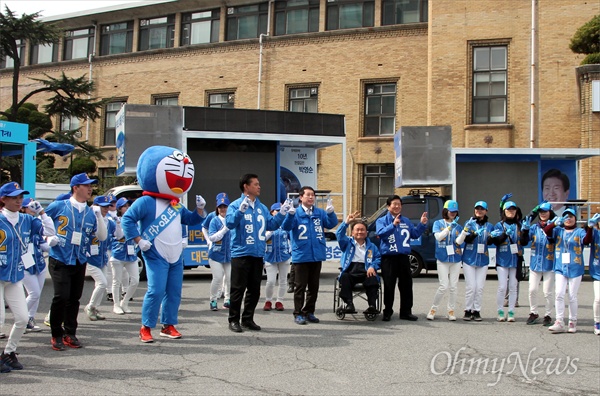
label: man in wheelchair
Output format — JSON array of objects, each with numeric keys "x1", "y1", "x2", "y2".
[{"x1": 336, "y1": 211, "x2": 381, "y2": 314}]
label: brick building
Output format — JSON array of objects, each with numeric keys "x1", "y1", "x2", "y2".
[{"x1": 1, "y1": 0, "x2": 598, "y2": 213}]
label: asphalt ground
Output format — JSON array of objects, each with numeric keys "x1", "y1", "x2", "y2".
[{"x1": 1, "y1": 263, "x2": 599, "y2": 395}]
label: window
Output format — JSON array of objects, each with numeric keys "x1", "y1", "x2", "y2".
[
  {"x1": 64, "y1": 28, "x2": 94, "y2": 60},
  {"x1": 30, "y1": 43, "x2": 58, "y2": 65},
  {"x1": 1, "y1": 39, "x2": 25, "y2": 68},
  {"x1": 100, "y1": 22, "x2": 133, "y2": 55},
  {"x1": 363, "y1": 165, "x2": 394, "y2": 215},
  {"x1": 60, "y1": 115, "x2": 82, "y2": 138},
  {"x1": 208, "y1": 93, "x2": 235, "y2": 108},
  {"x1": 181, "y1": 10, "x2": 220, "y2": 45},
  {"x1": 275, "y1": 0, "x2": 320, "y2": 36},
  {"x1": 364, "y1": 83, "x2": 396, "y2": 136},
  {"x1": 139, "y1": 15, "x2": 175, "y2": 51},
  {"x1": 226, "y1": 3, "x2": 268, "y2": 41},
  {"x1": 289, "y1": 87, "x2": 318, "y2": 113},
  {"x1": 326, "y1": 0, "x2": 374, "y2": 31},
  {"x1": 154, "y1": 96, "x2": 178, "y2": 106},
  {"x1": 104, "y1": 101, "x2": 125, "y2": 146},
  {"x1": 381, "y1": 0, "x2": 427, "y2": 25},
  {"x1": 472, "y1": 46, "x2": 507, "y2": 124}
]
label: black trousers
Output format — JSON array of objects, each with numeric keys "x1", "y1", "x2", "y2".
[
  {"x1": 380, "y1": 254, "x2": 413, "y2": 317},
  {"x1": 293, "y1": 262, "x2": 322, "y2": 316},
  {"x1": 228, "y1": 256, "x2": 264, "y2": 323},
  {"x1": 48, "y1": 257, "x2": 87, "y2": 338},
  {"x1": 339, "y1": 270, "x2": 379, "y2": 307}
]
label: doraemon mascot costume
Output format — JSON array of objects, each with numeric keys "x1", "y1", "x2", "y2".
[{"x1": 121, "y1": 146, "x2": 206, "y2": 343}]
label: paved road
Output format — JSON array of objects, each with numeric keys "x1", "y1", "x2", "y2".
[{"x1": 2, "y1": 263, "x2": 599, "y2": 395}]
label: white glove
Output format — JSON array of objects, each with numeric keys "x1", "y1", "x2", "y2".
[
  {"x1": 39, "y1": 242, "x2": 51, "y2": 253},
  {"x1": 47, "y1": 236, "x2": 60, "y2": 247},
  {"x1": 138, "y1": 239, "x2": 152, "y2": 252},
  {"x1": 280, "y1": 199, "x2": 293, "y2": 216},
  {"x1": 288, "y1": 204, "x2": 296, "y2": 215},
  {"x1": 27, "y1": 200, "x2": 43, "y2": 215},
  {"x1": 239, "y1": 196, "x2": 251, "y2": 213},
  {"x1": 196, "y1": 195, "x2": 206, "y2": 210},
  {"x1": 326, "y1": 198, "x2": 335, "y2": 214},
  {"x1": 93, "y1": 206, "x2": 102, "y2": 217},
  {"x1": 182, "y1": 238, "x2": 188, "y2": 249}
]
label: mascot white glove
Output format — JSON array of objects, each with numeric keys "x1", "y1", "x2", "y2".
[
  {"x1": 47, "y1": 236, "x2": 60, "y2": 247},
  {"x1": 196, "y1": 195, "x2": 206, "y2": 210},
  {"x1": 138, "y1": 239, "x2": 152, "y2": 252}
]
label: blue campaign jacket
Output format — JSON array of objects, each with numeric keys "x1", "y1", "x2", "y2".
[
  {"x1": 375, "y1": 212, "x2": 426, "y2": 256},
  {"x1": 551, "y1": 227, "x2": 588, "y2": 278},
  {"x1": 25, "y1": 224, "x2": 46, "y2": 276},
  {"x1": 87, "y1": 219, "x2": 116, "y2": 268},
  {"x1": 461, "y1": 220, "x2": 494, "y2": 267},
  {"x1": 265, "y1": 228, "x2": 291, "y2": 264},
  {"x1": 432, "y1": 219, "x2": 464, "y2": 263},
  {"x1": 226, "y1": 195, "x2": 285, "y2": 259},
  {"x1": 45, "y1": 200, "x2": 98, "y2": 265},
  {"x1": 493, "y1": 221, "x2": 522, "y2": 268},
  {"x1": 281, "y1": 205, "x2": 338, "y2": 263},
  {"x1": 589, "y1": 228, "x2": 600, "y2": 281},
  {"x1": 208, "y1": 215, "x2": 231, "y2": 263},
  {"x1": 0, "y1": 212, "x2": 43, "y2": 283},
  {"x1": 523, "y1": 222, "x2": 554, "y2": 273},
  {"x1": 336, "y1": 221, "x2": 380, "y2": 278}
]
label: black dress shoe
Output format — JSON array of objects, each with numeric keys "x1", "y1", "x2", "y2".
[
  {"x1": 382, "y1": 312, "x2": 392, "y2": 322},
  {"x1": 241, "y1": 321, "x2": 261, "y2": 331},
  {"x1": 344, "y1": 304, "x2": 356, "y2": 313},
  {"x1": 400, "y1": 314, "x2": 418, "y2": 321},
  {"x1": 363, "y1": 306, "x2": 379, "y2": 314},
  {"x1": 229, "y1": 322, "x2": 243, "y2": 333}
]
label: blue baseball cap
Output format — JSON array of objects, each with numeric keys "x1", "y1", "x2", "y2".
[
  {"x1": 474, "y1": 201, "x2": 488, "y2": 210},
  {"x1": 55, "y1": 192, "x2": 71, "y2": 201},
  {"x1": 271, "y1": 202, "x2": 282, "y2": 211},
  {"x1": 538, "y1": 202, "x2": 552, "y2": 212},
  {"x1": 22, "y1": 197, "x2": 33, "y2": 207},
  {"x1": 70, "y1": 173, "x2": 98, "y2": 187},
  {"x1": 93, "y1": 196, "x2": 113, "y2": 207},
  {"x1": 116, "y1": 197, "x2": 133, "y2": 209},
  {"x1": 503, "y1": 201, "x2": 517, "y2": 210},
  {"x1": 0, "y1": 182, "x2": 30, "y2": 197},
  {"x1": 216, "y1": 192, "x2": 230, "y2": 207},
  {"x1": 563, "y1": 207, "x2": 577, "y2": 217},
  {"x1": 444, "y1": 200, "x2": 459, "y2": 212}
]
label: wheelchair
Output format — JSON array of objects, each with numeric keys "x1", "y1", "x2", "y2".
[{"x1": 332, "y1": 271, "x2": 382, "y2": 321}]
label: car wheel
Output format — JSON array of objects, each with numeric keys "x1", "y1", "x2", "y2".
[
  {"x1": 137, "y1": 255, "x2": 147, "y2": 281},
  {"x1": 409, "y1": 253, "x2": 424, "y2": 278}
]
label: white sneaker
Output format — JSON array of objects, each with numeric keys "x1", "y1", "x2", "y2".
[
  {"x1": 426, "y1": 308, "x2": 435, "y2": 321},
  {"x1": 567, "y1": 320, "x2": 577, "y2": 334},
  {"x1": 497, "y1": 309, "x2": 505, "y2": 322},
  {"x1": 594, "y1": 323, "x2": 600, "y2": 335},
  {"x1": 120, "y1": 303, "x2": 132, "y2": 314},
  {"x1": 549, "y1": 320, "x2": 566, "y2": 333},
  {"x1": 113, "y1": 305, "x2": 125, "y2": 315},
  {"x1": 85, "y1": 305, "x2": 98, "y2": 321},
  {"x1": 448, "y1": 311, "x2": 456, "y2": 321}
]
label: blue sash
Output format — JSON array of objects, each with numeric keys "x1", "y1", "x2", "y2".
[{"x1": 141, "y1": 202, "x2": 184, "y2": 242}]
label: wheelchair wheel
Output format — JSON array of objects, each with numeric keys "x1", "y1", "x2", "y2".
[
  {"x1": 335, "y1": 307, "x2": 346, "y2": 320},
  {"x1": 364, "y1": 312, "x2": 378, "y2": 321}
]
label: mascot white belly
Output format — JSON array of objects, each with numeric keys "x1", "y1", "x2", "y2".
[{"x1": 154, "y1": 199, "x2": 183, "y2": 263}]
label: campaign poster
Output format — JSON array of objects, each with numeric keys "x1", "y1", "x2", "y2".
[
  {"x1": 279, "y1": 147, "x2": 316, "y2": 202},
  {"x1": 539, "y1": 160, "x2": 578, "y2": 215}
]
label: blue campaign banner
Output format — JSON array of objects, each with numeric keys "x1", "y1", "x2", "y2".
[
  {"x1": 394, "y1": 131, "x2": 403, "y2": 187},
  {"x1": 183, "y1": 245, "x2": 209, "y2": 267},
  {"x1": 115, "y1": 106, "x2": 126, "y2": 175},
  {"x1": 410, "y1": 236, "x2": 422, "y2": 246}
]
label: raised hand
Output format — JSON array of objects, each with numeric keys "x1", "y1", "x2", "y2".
[
  {"x1": 346, "y1": 210, "x2": 361, "y2": 223},
  {"x1": 521, "y1": 216, "x2": 532, "y2": 231},
  {"x1": 280, "y1": 199, "x2": 293, "y2": 216},
  {"x1": 464, "y1": 217, "x2": 477, "y2": 233},
  {"x1": 490, "y1": 229, "x2": 503, "y2": 238},
  {"x1": 196, "y1": 195, "x2": 206, "y2": 210},
  {"x1": 501, "y1": 193, "x2": 513, "y2": 203},
  {"x1": 326, "y1": 198, "x2": 335, "y2": 214},
  {"x1": 27, "y1": 200, "x2": 44, "y2": 215},
  {"x1": 239, "y1": 196, "x2": 251, "y2": 213}
]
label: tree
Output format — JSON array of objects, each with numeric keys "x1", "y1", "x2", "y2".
[
  {"x1": 570, "y1": 14, "x2": 600, "y2": 65},
  {"x1": 0, "y1": 6, "x2": 109, "y2": 182}
]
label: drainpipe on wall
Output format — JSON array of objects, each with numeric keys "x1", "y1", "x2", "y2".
[
  {"x1": 257, "y1": 0, "x2": 273, "y2": 109},
  {"x1": 529, "y1": 0, "x2": 537, "y2": 148},
  {"x1": 86, "y1": 21, "x2": 98, "y2": 142}
]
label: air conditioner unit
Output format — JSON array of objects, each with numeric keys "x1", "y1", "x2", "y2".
[
  {"x1": 367, "y1": 87, "x2": 374, "y2": 95},
  {"x1": 227, "y1": 7, "x2": 235, "y2": 15},
  {"x1": 310, "y1": 87, "x2": 318, "y2": 96},
  {"x1": 228, "y1": 93, "x2": 235, "y2": 103},
  {"x1": 593, "y1": 80, "x2": 600, "y2": 112}
]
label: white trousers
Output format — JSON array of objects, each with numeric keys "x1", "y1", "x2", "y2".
[
  {"x1": 496, "y1": 266, "x2": 517, "y2": 311},
  {"x1": 594, "y1": 280, "x2": 600, "y2": 323},
  {"x1": 0, "y1": 281, "x2": 28, "y2": 354},
  {"x1": 106, "y1": 263, "x2": 129, "y2": 294},
  {"x1": 264, "y1": 260, "x2": 291, "y2": 303},
  {"x1": 554, "y1": 273, "x2": 582, "y2": 322},
  {"x1": 463, "y1": 264, "x2": 488, "y2": 312},
  {"x1": 209, "y1": 259, "x2": 231, "y2": 302},
  {"x1": 431, "y1": 260, "x2": 461, "y2": 312},
  {"x1": 110, "y1": 259, "x2": 140, "y2": 308},
  {"x1": 86, "y1": 265, "x2": 107, "y2": 309},
  {"x1": 23, "y1": 269, "x2": 47, "y2": 318},
  {"x1": 528, "y1": 270, "x2": 554, "y2": 317}
]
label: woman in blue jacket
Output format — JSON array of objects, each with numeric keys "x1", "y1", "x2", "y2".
[
  {"x1": 207, "y1": 193, "x2": 232, "y2": 311},
  {"x1": 588, "y1": 214, "x2": 600, "y2": 335},
  {"x1": 427, "y1": 200, "x2": 463, "y2": 321},
  {"x1": 263, "y1": 203, "x2": 292, "y2": 312}
]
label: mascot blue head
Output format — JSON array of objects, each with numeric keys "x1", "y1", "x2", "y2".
[{"x1": 137, "y1": 146, "x2": 194, "y2": 199}]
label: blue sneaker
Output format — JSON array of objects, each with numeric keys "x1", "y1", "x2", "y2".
[
  {"x1": 210, "y1": 300, "x2": 218, "y2": 311},
  {"x1": 223, "y1": 299, "x2": 230, "y2": 309},
  {"x1": 306, "y1": 313, "x2": 320, "y2": 323},
  {"x1": 295, "y1": 315, "x2": 307, "y2": 325}
]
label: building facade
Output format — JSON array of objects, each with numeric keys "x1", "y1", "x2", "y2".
[{"x1": 1, "y1": 0, "x2": 598, "y2": 213}]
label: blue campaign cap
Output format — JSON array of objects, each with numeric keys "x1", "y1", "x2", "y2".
[
  {"x1": 0, "y1": 182, "x2": 30, "y2": 197},
  {"x1": 503, "y1": 201, "x2": 517, "y2": 210},
  {"x1": 55, "y1": 192, "x2": 71, "y2": 201},
  {"x1": 270, "y1": 202, "x2": 282, "y2": 211},
  {"x1": 444, "y1": 200, "x2": 459, "y2": 212},
  {"x1": 538, "y1": 202, "x2": 552, "y2": 212},
  {"x1": 93, "y1": 196, "x2": 113, "y2": 207},
  {"x1": 22, "y1": 197, "x2": 33, "y2": 207},
  {"x1": 216, "y1": 192, "x2": 230, "y2": 207},
  {"x1": 107, "y1": 194, "x2": 117, "y2": 204},
  {"x1": 116, "y1": 197, "x2": 133, "y2": 209},
  {"x1": 563, "y1": 207, "x2": 577, "y2": 217},
  {"x1": 474, "y1": 201, "x2": 488, "y2": 210},
  {"x1": 70, "y1": 173, "x2": 98, "y2": 187}
]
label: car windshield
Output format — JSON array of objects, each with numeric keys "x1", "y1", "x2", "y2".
[{"x1": 366, "y1": 201, "x2": 426, "y2": 225}]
